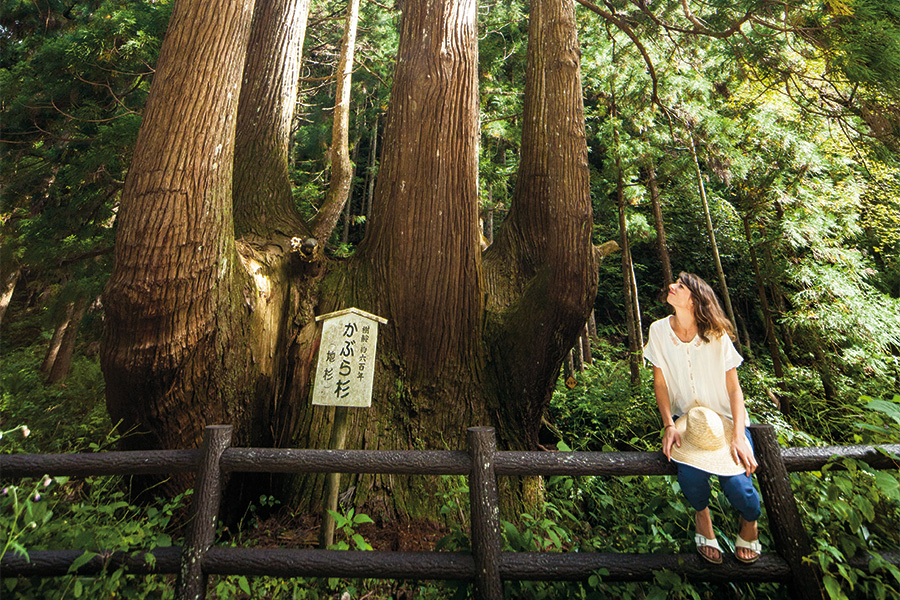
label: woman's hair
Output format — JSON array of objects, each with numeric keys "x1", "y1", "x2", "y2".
[{"x1": 677, "y1": 272, "x2": 735, "y2": 342}]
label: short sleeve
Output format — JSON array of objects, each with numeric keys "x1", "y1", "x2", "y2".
[
  {"x1": 722, "y1": 334, "x2": 743, "y2": 371},
  {"x1": 642, "y1": 321, "x2": 665, "y2": 368}
]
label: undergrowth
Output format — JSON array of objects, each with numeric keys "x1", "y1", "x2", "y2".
[{"x1": 1, "y1": 346, "x2": 899, "y2": 598}]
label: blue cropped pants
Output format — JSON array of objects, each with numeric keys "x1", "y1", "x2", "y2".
[{"x1": 676, "y1": 428, "x2": 762, "y2": 522}]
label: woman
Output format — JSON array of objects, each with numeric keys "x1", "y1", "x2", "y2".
[{"x1": 643, "y1": 272, "x2": 762, "y2": 564}]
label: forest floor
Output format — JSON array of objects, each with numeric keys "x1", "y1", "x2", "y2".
[{"x1": 241, "y1": 513, "x2": 450, "y2": 552}]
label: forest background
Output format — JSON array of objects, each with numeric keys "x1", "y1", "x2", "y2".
[{"x1": 2, "y1": 0, "x2": 900, "y2": 598}]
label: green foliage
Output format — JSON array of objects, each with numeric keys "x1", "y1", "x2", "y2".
[
  {"x1": 794, "y1": 457, "x2": 900, "y2": 600},
  {"x1": 0, "y1": 347, "x2": 111, "y2": 454},
  {"x1": 549, "y1": 353, "x2": 661, "y2": 452},
  {"x1": 326, "y1": 507, "x2": 375, "y2": 551},
  {"x1": 0, "y1": 472, "x2": 188, "y2": 599}
]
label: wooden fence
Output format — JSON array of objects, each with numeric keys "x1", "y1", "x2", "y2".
[{"x1": 2, "y1": 424, "x2": 898, "y2": 600}]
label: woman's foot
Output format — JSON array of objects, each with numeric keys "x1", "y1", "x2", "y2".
[
  {"x1": 735, "y1": 517, "x2": 761, "y2": 563},
  {"x1": 694, "y1": 509, "x2": 722, "y2": 564}
]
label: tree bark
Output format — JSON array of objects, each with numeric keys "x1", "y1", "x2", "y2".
[
  {"x1": 688, "y1": 133, "x2": 738, "y2": 334},
  {"x1": 46, "y1": 295, "x2": 88, "y2": 384},
  {"x1": 311, "y1": 0, "x2": 362, "y2": 243},
  {"x1": 354, "y1": 0, "x2": 483, "y2": 384},
  {"x1": 100, "y1": 0, "x2": 599, "y2": 521},
  {"x1": 42, "y1": 298, "x2": 75, "y2": 376},
  {"x1": 613, "y1": 114, "x2": 641, "y2": 388},
  {"x1": 483, "y1": 0, "x2": 597, "y2": 448},
  {"x1": 0, "y1": 265, "x2": 19, "y2": 327},
  {"x1": 743, "y1": 215, "x2": 787, "y2": 385},
  {"x1": 645, "y1": 164, "x2": 673, "y2": 285},
  {"x1": 102, "y1": 0, "x2": 257, "y2": 459},
  {"x1": 233, "y1": 0, "x2": 311, "y2": 239}
]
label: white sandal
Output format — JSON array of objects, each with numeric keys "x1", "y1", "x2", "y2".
[
  {"x1": 735, "y1": 534, "x2": 761, "y2": 564},
  {"x1": 695, "y1": 533, "x2": 723, "y2": 564}
]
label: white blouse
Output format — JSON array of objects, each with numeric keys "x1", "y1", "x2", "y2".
[{"x1": 642, "y1": 316, "x2": 744, "y2": 420}]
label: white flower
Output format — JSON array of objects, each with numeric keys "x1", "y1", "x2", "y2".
[{"x1": 21, "y1": 426, "x2": 31, "y2": 438}]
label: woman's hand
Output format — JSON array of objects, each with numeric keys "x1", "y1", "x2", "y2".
[
  {"x1": 731, "y1": 433, "x2": 758, "y2": 476},
  {"x1": 662, "y1": 425, "x2": 681, "y2": 460}
]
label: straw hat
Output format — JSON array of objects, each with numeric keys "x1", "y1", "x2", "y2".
[{"x1": 670, "y1": 406, "x2": 745, "y2": 476}]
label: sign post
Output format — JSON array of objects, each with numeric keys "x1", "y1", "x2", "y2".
[{"x1": 312, "y1": 308, "x2": 387, "y2": 548}]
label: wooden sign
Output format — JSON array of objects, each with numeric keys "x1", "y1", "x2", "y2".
[{"x1": 312, "y1": 308, "x2": 387, "y2": 408}]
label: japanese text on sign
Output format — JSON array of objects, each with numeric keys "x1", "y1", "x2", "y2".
[{"x1": 312, "y1": 308, "x2": 386, "y2": 408}]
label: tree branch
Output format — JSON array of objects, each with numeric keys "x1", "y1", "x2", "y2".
[{"x1": 575, "y1": 0, "x2": 660, "y2": 105}]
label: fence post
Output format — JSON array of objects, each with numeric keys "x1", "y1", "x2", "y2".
[
  {"x1": 467, "y1": 427, "x2": 503, "y2": 600},
  {"x1": 750, "y1": 424, "x2": 823, "y2": 600},
  {"x1": 175, "y1": 425, "x2": 233, "y2": 600}
]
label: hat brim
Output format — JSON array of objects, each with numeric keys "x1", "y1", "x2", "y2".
[{"x1": 669, "y1": 411, "x2": 746, "y2": 477}]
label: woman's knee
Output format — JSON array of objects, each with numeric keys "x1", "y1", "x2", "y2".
[
  {"x1": 721, "y1": 475, "x2": 761, "y2": 521},
  {"x1": 678, "y1": 465, "x2": 712, "y2": 511}
]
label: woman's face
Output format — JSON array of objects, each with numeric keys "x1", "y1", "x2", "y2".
[{"x1": 667, "y1": 280, "x2": 694, "y2": 310}]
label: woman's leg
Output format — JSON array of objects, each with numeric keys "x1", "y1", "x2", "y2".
[
  {"x1": 678, "y1": 463, "x2": 720, "y2": 562},
  {"x1": 719, "y1": 429, "x2": 762, "y2": 560}
]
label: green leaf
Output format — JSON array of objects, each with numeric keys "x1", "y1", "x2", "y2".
[
  {"x1": 352, "y1": 513, "x2": 374, "y2": 525},
  {"x1": 865, "y1": 399, "x2": 900, "y2": 426},
  {"x1": 823, "y1": 574, "x2": 849, "y2": 600},
  {"x1": 238, "y1": 575, "x2": 251, "y2": 594},
  {"x1": 875, "y1": 471, "x2": 900, "y2": 500},
  {"x1": 68, "y1": 551, "x2": 96, "y2": 574}
]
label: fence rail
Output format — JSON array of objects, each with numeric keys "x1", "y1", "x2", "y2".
[{"x1": 2, "y1": 425, "x2": 898, "y2": 600}]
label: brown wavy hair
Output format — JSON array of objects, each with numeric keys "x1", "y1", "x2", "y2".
[{"x1": 677, "y1": 272, "x2": 735, "y2": 343}]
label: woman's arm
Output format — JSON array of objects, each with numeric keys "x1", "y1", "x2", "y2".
[
  {"x1": 726, "y1": 367, "x2": 758, "y2": 475},
  {"x1": 652, "y1": 366, "x2": 681, "y2": 459}
]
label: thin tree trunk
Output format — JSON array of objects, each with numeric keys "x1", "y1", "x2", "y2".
[
  {"x1": 341, "y1": 133, "x2": 362, "y2": 246},
  {"x1": 688, "y1": 133, "x2": 738, "y2": 333},
  {"x1": 630, "y1": 259, "x2": 644, "y2": 349},
  {"x1": 587, "y1": 310, "x2": 597, "y2": 339},
  {"x1": 573, "y1": 336, "x2": 584, "y2": 372},
  {"x1": 42, "y1": 299, "x2": 76, "y2": 375},
  {"x1": 364, "y1": 113, "x2": 378, "y2": 235},
  {"x1": 0, "y1": 265, "x2": 19, "y2": 327},
  {"x1": 645, "y1": 164, "x2": 673, "y2": 285},
  {"x1": 46, "y1": 295, "x2": 88, "y2": 384},
  {"x1": 744, "y1": 215, "x2": 783, "y2": 377},
  {"x1": 612, "y1": 107, "x2": 641, "y2": 388},
  {"x1": 743, "y1": 214, "x2": 790, "y2": 414},
  {"x1": 311, "y1": 0, "x2": 362, "y2": 242},
  {"x1": 580, "y1": 324, "x2": 591, "y2": 366}
]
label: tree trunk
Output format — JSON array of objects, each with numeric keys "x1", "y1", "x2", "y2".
[
  {"x1": 612, "y1": 112, "x2": 641, "y2": 388},
  {"x1": 743, "y1": 215, "x2": 786, "y2": 385},
  {"x1": 100, "y1": 0, "x2": 598, "y2": 521},
  {"x1": 42, "y1": 299, "x2": 75, "y2": 376},
  {"x1": 364, "y1": 113, "x2": 379, "y2": 234},
  {"x1": 233, "y1": 0, "x2": 311, "y2": 239},
  {"x1": 645, "y1": 164, "x2": 673, "y2": 285},
  {"x1": 688, "y1": 133, "x2": 738, "y2": 334},
  {"x1": 580, "y1": 324, "x2": 592, "y2": 366},
  {"x1": 46, "y1": 295, "x2": 88, "y2": 384},
  {"x1": 0, "y1": 265, "x2": 19, "y2": 327},
  {"x1": 311, "y1": 0, "x2": 362, "y2": 243},
  {"x1": 279, "y1": 0, "x2": 487, "y2": 517},
  {"x1": 102, "y1": 0, "x2": 258, "y2": 460},
  {"x1": 483, "y1": 0, "x2": 597, "y2": 448}
]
